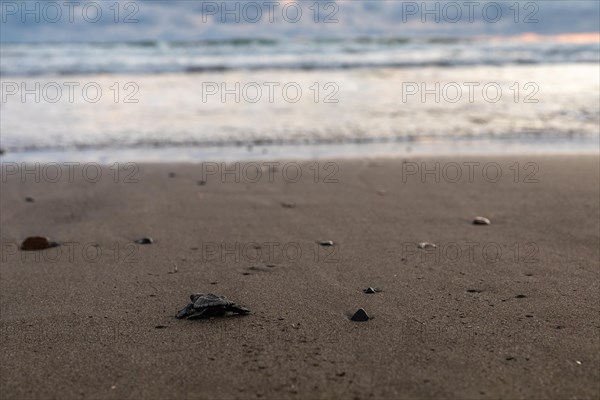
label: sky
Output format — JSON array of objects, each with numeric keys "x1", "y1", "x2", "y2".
[{"x1": 0, "y1": 0, "x2": 599, "y2": 43}]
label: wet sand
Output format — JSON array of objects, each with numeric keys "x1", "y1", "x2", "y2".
[{"x1": 1, "y1": 155, "x2": 599, "y2": 399}]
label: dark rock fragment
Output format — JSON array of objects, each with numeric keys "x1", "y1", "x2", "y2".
[
  {"x1": 363, "y1": 287, "x2": 380, "y2": 294},
  {"x1": 350, "y1": 308, "x2": 369, "y2": 322}
]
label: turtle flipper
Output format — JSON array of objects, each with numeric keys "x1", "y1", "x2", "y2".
[
  {"x1": 176, "y1": 303, "x2": 195, "y2": 319},
  {"x1": 229, "y1": 305, "x2": 250, "y2": 315},
  {"x1": 186, "y1": 308, "x2": 211, "y2": 319}
]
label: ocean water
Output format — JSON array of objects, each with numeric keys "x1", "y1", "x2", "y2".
[
  {"x1": 1, "y1": 37, "x2": 598, "y2": 161},
  {"x1": 2, "y1": 37, "x2": 599, "y2": 76}
]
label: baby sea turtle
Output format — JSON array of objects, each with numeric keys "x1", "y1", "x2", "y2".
[{"x1": 176, "y1": 293, "x2": 249, "y2": 320}]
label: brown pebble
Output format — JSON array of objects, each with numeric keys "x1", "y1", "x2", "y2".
[{"x1": 20, "y1": 236, "x2": 58, "y2": 251}]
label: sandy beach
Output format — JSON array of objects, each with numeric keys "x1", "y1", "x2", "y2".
[{"x1": 1, "y1": 154, "x2": 598, "y2": 400}]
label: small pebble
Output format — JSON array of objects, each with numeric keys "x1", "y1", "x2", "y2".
[
  {"x1": 168, "y1": 263, "x2": 178, "y2": 274},
  {"x1": 281, "y1": 202, "x2": 296, "y2": 209},
  {"x1": 418, "y1": 242, "x2": 436, "y2": 249},
  {"x1": 318, "y1": 240, "x2": 334, "y2": 246},
  {"x1": 135, "y1": 237, "x2": 153, "y2": 245},
  {"x1": 197, "y1": 180, "x2": 206, "y2": 186},
  {"x1": 515, "y1": 294, "x2": 527, "y2": 299},
  {"x1": 168, "y1": 172, "x2": 176, "y2": 178},
  {"x1": 363, "y1": 287, "x2": 380, "y2": 294},
  {"x1": 350, "y1": 308, "x2": 369, "y2": 322},
  {"x1": 20, "y1": 236, "x2": 59, "y2": 251},
  {"x1": 155, "y1": 325, "x2": 167, "y2": 329},
  {"x1": 25, "y1": 197, "x2": 34, "y2": 202},
  {"x1": 473, "y1": 216, "x2": 491, "y2": 225}
]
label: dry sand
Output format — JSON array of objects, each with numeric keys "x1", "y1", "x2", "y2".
[{"x1": 1, "y1": 155, "x2": 599, "y2": 399}]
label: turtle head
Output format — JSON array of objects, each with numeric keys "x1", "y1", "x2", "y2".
[{"x1": 190, "y1": 293, "x2": 205, "y2": 303}]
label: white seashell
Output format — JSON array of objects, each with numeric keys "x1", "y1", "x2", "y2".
[{"x1": 473, "y1": 216, "x2": 491, "y2": 225}]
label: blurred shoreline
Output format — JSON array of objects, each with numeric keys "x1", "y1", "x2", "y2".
[
  {"x1": 2, "y1": 64, "x2": 598, "y2": 161},
  {"x1": 1, "y1": 136, "x2": 597, "y2": 164},
  {"x1": 1, "y1": 38, "x2": 598, "y2": 161}
]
